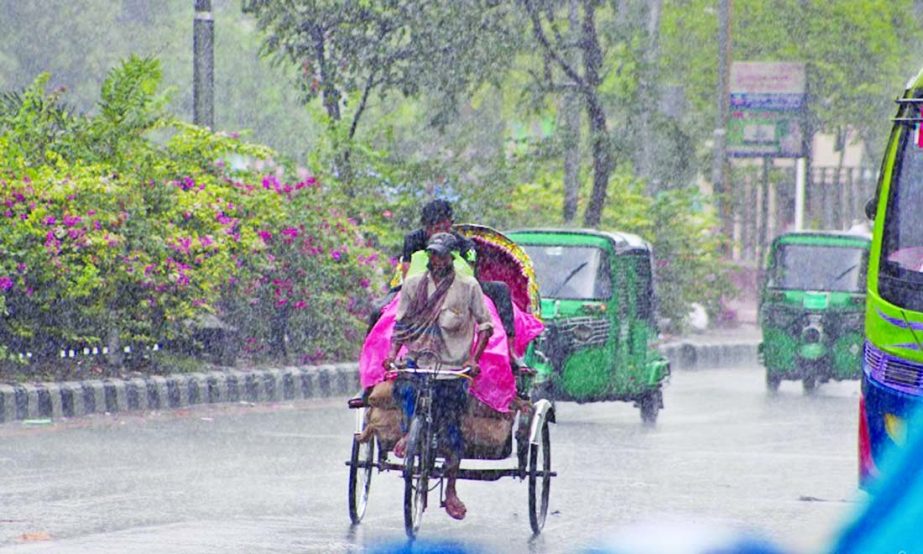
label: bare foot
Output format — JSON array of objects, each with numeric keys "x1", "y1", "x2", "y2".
[
  {"x1": 393, "y1": 434, "x2": 408, "y2": 458},
  {"x1": 444, "y1": 494, "x2": 466, "y2": 520}
]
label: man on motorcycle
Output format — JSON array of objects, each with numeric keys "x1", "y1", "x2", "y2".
[{"x1": 383, "y1": 232, "x2": 494, "y2": 520}]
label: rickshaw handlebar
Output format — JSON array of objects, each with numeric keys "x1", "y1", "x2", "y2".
[{"x1": 386, "y1": 363, "x2": 474, "y2": 380}]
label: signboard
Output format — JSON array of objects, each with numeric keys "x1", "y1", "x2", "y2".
[{"x1": 728, "y1": 62, "x2": 806, "y2": 158}]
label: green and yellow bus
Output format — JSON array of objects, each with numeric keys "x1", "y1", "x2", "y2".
[{"x1": 860, "y1": 66, "x2": 923, "y2": 486}]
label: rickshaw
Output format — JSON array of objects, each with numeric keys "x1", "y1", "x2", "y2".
[
  {"x1": 505, "y1": 229, "x2": 670, "y2": 424},
  {"x1": 758, "y1": 231, "x2": 871, "y2": 393},
  {"x1": 347, "y1": 224, "x2": 555, "y2": 538}
]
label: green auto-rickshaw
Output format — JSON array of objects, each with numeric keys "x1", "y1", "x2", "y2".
[
  {"x1": 506, "y1": 229, "x2": 670, "y2": 424},
  {"x1": 759, "y1": 231, "x2": 871, "y2": 393}
]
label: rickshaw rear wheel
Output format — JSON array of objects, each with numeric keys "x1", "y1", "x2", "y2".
[
  {"x1": 528, "y1": 420, "x2": 551, "y2": 534},
  {"x1": 766, "y1": 372, "x2": 781, "y2": 393},
  {"x1": 403, "y1": 418, "x2": 429, "y2": 539},
  {"x1": 348, "y1": 435, "x2": 375, "y2": 524},
  {"x1": 639, "y1": 389, "x2": 662, "y2": 426}
]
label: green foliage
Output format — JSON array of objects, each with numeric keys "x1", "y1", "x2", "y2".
[{"x1": 242, "y1": 0, "x2": 520, "y2": 131}]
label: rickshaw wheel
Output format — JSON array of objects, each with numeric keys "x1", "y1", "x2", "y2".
[
  {"x1": 528, "y1": 420, "x2": 551, "y2": 534},
  {"x1": 766, "y1": 373, "x2": 781, "y2": 393},
  {"x1": 639, "y1": 389, "x2": 662, "y2": 426},
  {"x1": 403, "y1": 418, "x2": 428, "y2": 539},
  {"x1": 348, "y1": 435, "x2": 375, "y2": 524}
]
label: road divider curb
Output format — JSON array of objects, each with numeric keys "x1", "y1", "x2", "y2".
[
  {"x1": 0, "y1": 338, "x2": 759, "y2": 424},
  {"x1": 660, "y1": 341, "x2": 760, "y2": 371},
  {"x1": 0, "y1": 364, "x2": 361, "y2": 424}
]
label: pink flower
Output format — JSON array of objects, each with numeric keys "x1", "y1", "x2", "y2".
[
  {"x1": 199, "y1": 235, "x2": 214, "y2": 248},
  {"x1": 258, "y1": 230, "x2": 273, "y2": 243},
  {"x1": 331, "y1": 250, "x2": 343, "y2": 261},
  {"x1": 94, "y1": 220, "x2": 102, "y2": 230},
  {"x1": 0, "y1": 276, "x2": 13, "y2": 290},
  {"x1": 294, "y1": 300, "x2": 307, "y2": 310},
  {"x1": 16, "y1": 263, "x2": 26, "y2": 273},
  {"x1": 172, "y1": 237, "x2": 193, "y2": 254},
  {"x1": 216, "y1": 213, "x2": 233, "y2": 225},
  {"x1": 262, "y1": 175, "x2": 280, "y2": 191},
  {"x1": 44, "y1": 215, "x2": 57, "y2": 225},
  {"x1": 359, "y1": 278, "x2": 370, "y2": 289},
  {"x1": 63, "y1": 214, "x2": 82, "y2": 227},
  {"x1": 281, "y1": 227, "x2": 299, "y2": 241},
  {"x1": 144, "y1": 264, "x2": 155, "y2": 275},
  {"x1": 3, "y1": 210, "x2": 12, "y2": 218}
]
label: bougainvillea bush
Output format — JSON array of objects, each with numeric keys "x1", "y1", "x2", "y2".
[{"x1": 0, "y1": 57, "x2": 386, "y2": 375}]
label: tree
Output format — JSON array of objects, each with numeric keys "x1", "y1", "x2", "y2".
[
  {"x1": 521, "y1": 0, "x2": 615, "y2": 227},
  {"x1": 242, "y1": 0, "x2": 519, "y2": 140},
  {"x1": 659, "y1": 0, "x2": 923, "y2": 168}
]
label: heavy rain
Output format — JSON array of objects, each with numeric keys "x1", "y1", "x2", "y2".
[{"x1": 1, "y1": 1, "x2": 923, "y2": 553}]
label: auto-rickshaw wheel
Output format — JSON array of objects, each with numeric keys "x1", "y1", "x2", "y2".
[
  {"x1": 766, "y1": 373, "x2": 781, "y2": 393},
  {"x1": 528, "y1": 420, "x2": 551, "y2": 534},
  {"x1": 802, "y1": 375, "x2": 817, "y2": 395},
  {"x1": 639, "y1": 389, "x2": 662, "y2": 426},
  {"x1": 348, "y1": 435, "x2": 375, "y2": 524}
]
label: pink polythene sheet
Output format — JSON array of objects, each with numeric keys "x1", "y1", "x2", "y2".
[{"x1": 359, "y1": 295, "x2": 544, "y2": 413}]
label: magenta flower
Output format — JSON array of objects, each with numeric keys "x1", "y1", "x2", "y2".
[
  {"x1": 16, "y1": 263, "x2": 26, "y2": 273},
  {"x1": 19, "y1": 213, "x2": 28, "y2": 221},
  {"x1": 144, "y1": 264, "x2": 155, "y2": 276},
  {"x1": 63, "y1": 214, "x2": 82, "y2": 227},
  {"x1": 199, "y1": 235, "x2": 214, "y2": 248},
  {"x1": 331, "y1": 250, "x2": 343, "y2": 261},
  {"x1": 359, "y1": 278, "x2": 370, "y2": 289},
  {"x1": 44, "y1": 215, "x2": 57, "y2": 225},
  {"x1": 258, "y1": 230, "x2": 273, "y2": 243},
  {"x1": 4, "y1": 210, "x2": 12, "y2": 218},
  {"x1": 216, "y1": 213, "x2": 233, "y2": 225},
  {"x1": 262, "y1": 175, "x2": 280, "y2": 191},
  {"x1": 0, "y1": 276, "x2": 13, "y2": 291},
  {"x1": 93, "y1": 220, "x2": 102, "y2": 230},
  {"x1": 294, "y1": 300, "x2": 307, "y2": 310},
  {"x1": 281, "y1": 227, "x2": 299, "y2": 241}
]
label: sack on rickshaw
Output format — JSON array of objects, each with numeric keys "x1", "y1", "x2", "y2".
[
  {"x1": 461, "y1": 396, "x2": 514, "y2": 449},
  {"x1": 361, "y1": 381, "x2": 401, "y2": 445},
  {"x1": 367, "y1": 379, "x2": 396, "y2": 409}
]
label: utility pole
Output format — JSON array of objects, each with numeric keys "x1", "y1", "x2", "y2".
[
  {"x1": 193, "y1": 0, "x2": 214, "y2": 128},
  {"x1": 713, "y1": 0, "x2": 732, "y2": 248}
]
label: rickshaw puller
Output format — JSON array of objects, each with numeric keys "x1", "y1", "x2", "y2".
[{"x1": 383, "y1": 232, "x2": 493, "y2": 521}]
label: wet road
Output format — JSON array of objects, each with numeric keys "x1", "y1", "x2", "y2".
[{"x1": 0, "y1": 365, "x2": 862, "y2": 553}]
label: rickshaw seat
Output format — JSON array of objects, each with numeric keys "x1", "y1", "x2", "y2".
[{"x1": 347, "y1": 396, "x2": 367, "y2": 409}]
